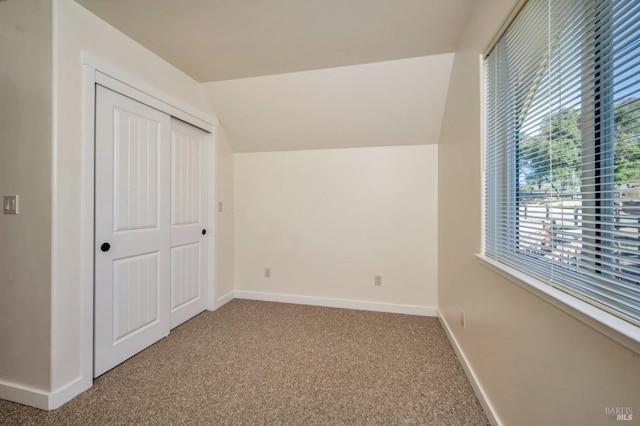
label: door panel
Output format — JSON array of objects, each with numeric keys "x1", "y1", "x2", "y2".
[
  {"x1": 94, "y1": 85, "x2": 171, "y2": 378},
  {"x1": 113, "y1": 108, "x2": 159, "y2": 232},
  {"x1": 172, "y1": 128, "x2": 201, "y2": 226},
  {"x1": 171, "y1": 243, "x2": 201, "y2": 309},
  {"x1": 170, "y1": 118, "x2": 209, "y2": 328},
  {"x1": 113, "y1": 252, "x2": 159, "y2": 341}
]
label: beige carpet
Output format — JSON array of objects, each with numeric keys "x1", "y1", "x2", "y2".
[{"x1": 0, "y1": 300, "x2": 489, "y2": 425}]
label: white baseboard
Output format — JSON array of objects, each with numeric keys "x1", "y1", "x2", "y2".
[
  {"x1": 0, "y1": 375, "x2": 91, "y2": 411},
  {"x1": 438, "y1": 310, "x2": 501, "y2": 426},
  {"x1": 215, "y1": 291, "x2": 235, "y2": 309},
  {"x1": 235, "y1": 290, "x2": 438, "y2": 317},
  {"x1": 48, "y1": 376, "x2": 92, "y2": 410},
  {"x1": 0, "y1": 380, "x2": 49, "y2": 410}
]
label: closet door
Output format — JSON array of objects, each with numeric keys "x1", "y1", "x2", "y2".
[
  {"x1": 170, "y1": 118, "x2": 209, "y2": 328},
  {"x1": 94, "y1": 85, "x2": 171, "y2": 377}
]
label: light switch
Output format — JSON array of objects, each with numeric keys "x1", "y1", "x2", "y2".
[{"x1": 3, "y1": 195, "x2": 18, "y2": 214}]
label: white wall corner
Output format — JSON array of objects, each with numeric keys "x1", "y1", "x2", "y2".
[
  {"x1": 215, "y1": 291, "x2": 235, "y2": 310},
  {"x1": 437, "y1": 310, "x2": 502, "y2": 426},
  {"x1": 48, "y1": 376, "x2": 91, "y2": 410}
]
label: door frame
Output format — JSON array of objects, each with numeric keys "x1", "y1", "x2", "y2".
[{"x1": 81, "y1": 53, "x2": 218, "y2": 384}]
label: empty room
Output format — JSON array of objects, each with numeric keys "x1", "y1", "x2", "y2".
[{"x1": 1, "y1": 0, "x2": 639, "y2": 425}]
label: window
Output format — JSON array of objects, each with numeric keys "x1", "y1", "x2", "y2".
[{"x1": 484, "y1": 0, "x2": 640, "y2": 327}]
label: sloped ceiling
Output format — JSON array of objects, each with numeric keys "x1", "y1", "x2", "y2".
[
  {"x1": 202, "y1": 55, "x2": 454, "y2": 152},
  {"x1": 75, "y1": 0, "x2": 476, "y2": 82},
  {"x1": 73, "y1": 1, "x2": 502, "y2": 152}
]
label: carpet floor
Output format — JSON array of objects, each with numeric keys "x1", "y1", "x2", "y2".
[{"x1": 0, "y1": 300, "x2": 489, "y2": 425}]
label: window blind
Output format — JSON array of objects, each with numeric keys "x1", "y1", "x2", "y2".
[{"x1": 485, "y1": 0, "x2": 640, "y2": 327}]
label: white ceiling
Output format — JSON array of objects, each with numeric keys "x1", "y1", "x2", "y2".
[
  {"x1": 73, "y1": 0, "x2": 514, "y2": 152},
  {"x1": 75, "y1": 0, "x2": 478, "y2": 82},
  {"x1": 203, "y1": 55, "x2": 454, "y2": 152}
]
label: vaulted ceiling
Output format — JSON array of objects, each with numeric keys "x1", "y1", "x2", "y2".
[
  {"x1": 74, "y1": 0, "x2": 512, "y2": 152},
  {"x1": 75, "y1": 0, "x2": 479, "y2": 82}
]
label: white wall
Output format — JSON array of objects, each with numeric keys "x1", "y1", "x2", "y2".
[
  {"x1": 235, "y1": 145, "x2": 437, "y2": 312},
  {"x1": 215, "y1": 127, "x2": 235, "y2": 304},
  {"x1": 51, "y1": 0, "x2": 217, "y2": 396},
  {"x1": 438, "y1": 2, "x2": 640, "y2": 425},
  {"x1": 0, "y1": 0, "x2": 52, "y2": 392}
]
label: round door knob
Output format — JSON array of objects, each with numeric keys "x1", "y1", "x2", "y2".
[
  {"x1": 100, "y1": 242, "x2": 111, "y2": 252},
  {"x1": 201, "y1": 229, "x2": 207, "y2": 235}
]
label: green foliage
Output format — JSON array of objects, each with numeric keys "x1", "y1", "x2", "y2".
[
  {"x1": 519, "y1": 108, "x2": 582, "y2": 192},
  {"x1": 519, "y1": 98, "x2": 640, "y2": 191},
  {"x1": 613, "y1": 98, "x2": 640, "y2": 186}
]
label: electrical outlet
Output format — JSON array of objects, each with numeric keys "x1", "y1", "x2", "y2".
[
  {"x1": 218, "y1": 201, "x2": 223, "y2": 213},
  {"x1": 3, "y1": 195, "x2": 18, "y2": 215},
  {"x1": 460, "y1": 309, "x2": 466, "y2": 329},
  {"x1": 265, "y1": 268, "x2": 271, "y2": 278},
  {"x1": 374, "y1": 275, "x2": 382, "y2": 286}
]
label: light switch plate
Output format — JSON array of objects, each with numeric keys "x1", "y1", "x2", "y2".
[{"x1": 3, "y1": 195, "x2": 18, "y2": 214}]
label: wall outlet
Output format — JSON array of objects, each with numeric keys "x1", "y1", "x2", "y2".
[
  {"x1": 3, "y1": 195, "x2": 18, "y2": 215},
  {"x1": 374, "y1": 275, "x2": 382, "y2": 286},
  {"x1": 218, "y1": 201, "x2": 223, "y2": 213},
  {"x1": 460, "y1": 309, "x2": 466, "y2": 329},
  {"x1": 264, "y1": 268, "x2": 271, "y2": 278}
]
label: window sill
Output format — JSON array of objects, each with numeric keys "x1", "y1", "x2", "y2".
[{"x1": 475, "y1": 253, "x2": 640, "y2": 355}]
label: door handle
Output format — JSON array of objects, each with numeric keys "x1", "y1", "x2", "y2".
[
  {"x1": 100, "y1": 242, "x2": 111, "y2": 252},
  {"x1": 201, "y1": 229, "x2": 207, "y2": 235}
]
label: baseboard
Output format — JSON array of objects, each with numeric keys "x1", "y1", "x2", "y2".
[
  {"x1": 0, "y1": 375, "x2": 91, "y2": 411},
  {"x1": 0, "y1": 380, "x2": 49, "y2": 410},
  {"x1": 438, "y1": 310, "x2": 502, "y2": 426},
  {"x1": 216, "y1": 290, "x2": 235, "y2": 309},
  {"x1": 48, "y1": 376, "x2": 92, "y2": 410},
  {"x1": 234, "y1": 290, "x2": 438, "y2": 316}
]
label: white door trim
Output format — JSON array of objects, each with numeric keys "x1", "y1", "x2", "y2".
[
  {"x1": 82, "y1": 52, "x2": 218, "y2": 130},
  {"x1": 81, "y1": 54, "x2": 218, "y2": 400}
]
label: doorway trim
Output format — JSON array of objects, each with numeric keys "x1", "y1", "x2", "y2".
[{"x1": 81, "y1": 52, "x2": 218, "y2": 398}]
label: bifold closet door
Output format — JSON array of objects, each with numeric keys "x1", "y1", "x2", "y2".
[
  {"x1": 94, "y1": 85, "x2": 172, "y2": 377},
  {"x1": 170, "y1": 118, "x2": 208, "y2": 329}
]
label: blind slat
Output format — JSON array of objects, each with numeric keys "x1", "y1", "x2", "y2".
[{"x1": 485, "y1": 0, "x2": 640, "y2": 328}]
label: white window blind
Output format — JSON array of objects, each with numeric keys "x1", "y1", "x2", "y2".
[{"x1": 485, "y1": 0, "x2": 640, "y2": 327}]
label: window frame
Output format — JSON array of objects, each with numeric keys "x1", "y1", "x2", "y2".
[{"x1": 480, "y1": 0, "x2": 640, "y2": 353}]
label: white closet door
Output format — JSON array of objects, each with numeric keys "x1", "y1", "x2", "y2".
[
  {"x1": 170, "y1": 118, "x2": 209, "y2": 328},
  {"x1": 94, "y1": 85, "x2": 171, "y2": 377}
]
